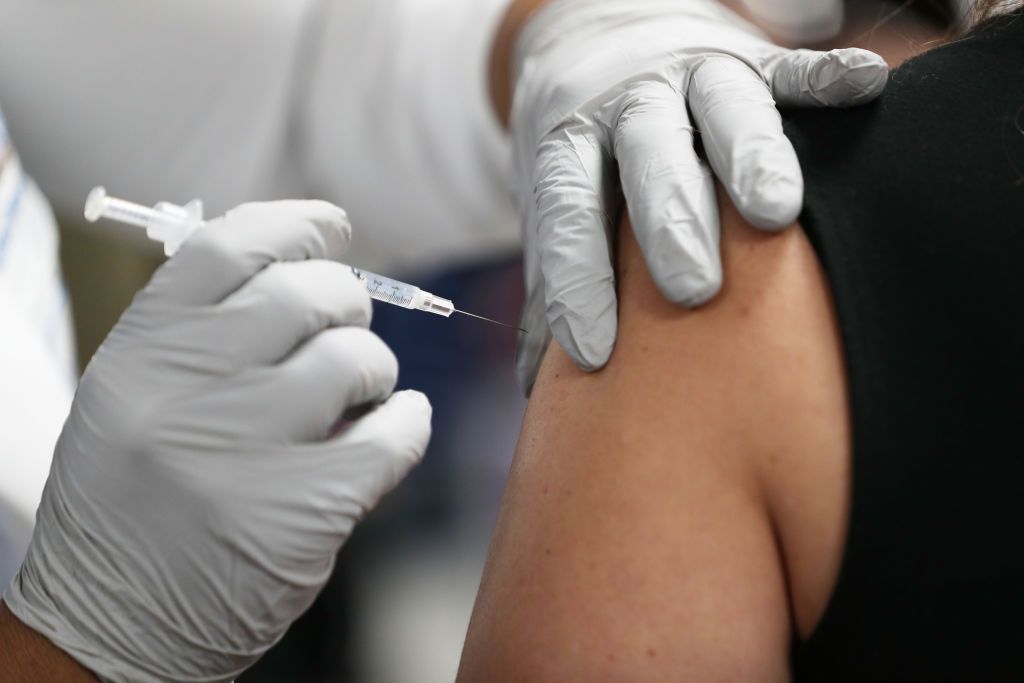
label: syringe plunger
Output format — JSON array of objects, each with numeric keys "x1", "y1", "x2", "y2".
[{"x1": 84, "y1": 186, "x2": 204, "y2": 257}]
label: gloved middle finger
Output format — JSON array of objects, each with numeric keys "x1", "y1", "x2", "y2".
[
  {"x1": 688, "y1": 56, "x2": 804, "y2": 231},
  {"x1": 210, "y1": 260, "x2": 372, "y2": 369},
  {"x1": 613, "y1": 79, "x2": 722, "y2": 308}
]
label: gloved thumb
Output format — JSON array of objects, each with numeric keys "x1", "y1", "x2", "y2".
[{"x1": 768, "y1": 48, "x2": 889, "y2": 107}]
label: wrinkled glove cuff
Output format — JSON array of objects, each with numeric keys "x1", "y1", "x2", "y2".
[{"x1": 513, "y1": 0, "x2": 761, "y2": 85}]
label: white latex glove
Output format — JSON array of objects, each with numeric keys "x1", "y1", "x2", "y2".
[
  {"x1": 3, "y1": 201, "x2": 432, "y2": 682},
  {"x1": 512, "y1": 0, "x2": 890, "y2": 391}
]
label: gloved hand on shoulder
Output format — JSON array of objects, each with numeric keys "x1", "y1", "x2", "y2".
[{"x1": 509, "y1": 0, "x2": 889, "y2": 391}]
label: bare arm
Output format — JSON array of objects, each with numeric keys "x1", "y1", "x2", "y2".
[
  {"x1": 0, "y1": 602, "x2": 97, "y2": 682},
  {"x1": 458, "y1": 194, "x2": 851, "y2": 680}
]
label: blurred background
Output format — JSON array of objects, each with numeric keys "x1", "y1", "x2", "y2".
[{"x1": 2, "y1": 0, "x2": 961, "y2": 680}]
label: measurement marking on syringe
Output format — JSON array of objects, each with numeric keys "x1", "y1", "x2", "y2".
[
  {"x1": 371, "y1": 291, "x2": 414, "y2": 306},
  {"x1": 366, "y1": 285, "x2": 413, "y2": 306}
]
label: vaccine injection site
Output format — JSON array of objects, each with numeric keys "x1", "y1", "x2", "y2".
[{"x1": 1, "y1": 0, "x2": 1022, "y2": 681}]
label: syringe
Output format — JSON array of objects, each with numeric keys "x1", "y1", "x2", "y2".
[
  {"x1": 84, "y1": 187, "x2": 524, "y2": 330},
  {"x1": 350, "y1": 267, "x2": 454, "y2": 317}
]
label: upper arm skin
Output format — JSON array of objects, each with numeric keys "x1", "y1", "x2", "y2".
[{"x1": 458, "y1": 194, "x2": 851, "y2": 682}]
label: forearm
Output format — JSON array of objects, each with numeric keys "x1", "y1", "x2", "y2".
[
  {"x1": 0, "y1": 601, "x2": 96, "y2": 682},
  {"x1": 488, "y1": 0, "x2": 751, "y2": 125}
]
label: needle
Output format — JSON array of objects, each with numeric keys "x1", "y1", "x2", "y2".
[{"x1": 455, "y1": 309, "x2": 527, "y2": 333}]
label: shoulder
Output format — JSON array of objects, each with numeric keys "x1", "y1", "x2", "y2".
[{"x1": 459, "y1": 193, "x2": 851, "y2": 681}]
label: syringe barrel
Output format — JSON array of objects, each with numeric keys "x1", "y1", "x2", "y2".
[
  {"x1": 351, "y1": 268, "x2": 418, "y2": 309},
  {"x1": 351, "y1": 268, "x2": 455, "y2": 317}
]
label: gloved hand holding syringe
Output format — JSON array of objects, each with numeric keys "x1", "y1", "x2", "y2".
[{"x1": 84, "y1": 186, "x2": 524, "y2": 331}]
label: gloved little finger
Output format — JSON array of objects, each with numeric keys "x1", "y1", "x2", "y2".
[
  {"x1": 247, "y1": 327, "x2": 399, "y2": 443},
  {"x1": 304, "y1": 390, "x2": 432, "y2": 534},
  {"x1": 689, "y1": 57, "x2": 803, "y2": 230},
  {"x1": 211, "y1": 260, "x2": 372, "y2": 368},
  {"x1": 534, "y1": 128, "x2": 619, "y2": 373},
  {"x1": 146, "y1": 200, "x2": 352, "y2": 307},
  {"x1": 614, "y1": 80, "x2": 722, "y2": 307},
  {"x1": 767, "y1": 48, "x2": 889, "y2": 108}
]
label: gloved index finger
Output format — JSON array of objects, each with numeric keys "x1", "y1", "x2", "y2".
[
  {"x1": 688, "y1": 57, "x2": 804, "y2": 231},
  {"x1": 146, "y1": 200, "x2": 353, "y2": 306}
]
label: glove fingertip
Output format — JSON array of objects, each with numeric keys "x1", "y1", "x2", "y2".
[
  {"x1": 800, "y1": 49, "x2": 889, "y2": 107},
  {"x1": 736, "y1": 172, "x2": 804, "y2": 231},
  {"x1": 549, "y1": 308, "x2": 616, "y2": 374},
  {"x1": 831, "y1": 49, "x2": 890, "y2": 104},
  {"x1": 659, "y1": 265, "x2": 724, "y2": 309},
  {"x1": 305, "y1": 201, "x2": 354, "y2": 258},
  {"x1": 392, "y1": 388, "x2": 432, "y2": 414},
  {"x1": 389, "y1": 390, "x2": 433, "y2": 448},
  {"x1": 833, "y1": 47, "x2": 889, "y2": 70},
  {"x1": 776, "y1": 48, "x2": 890, "y2": 108}
]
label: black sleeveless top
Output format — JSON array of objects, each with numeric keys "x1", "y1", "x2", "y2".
[{"x1": 784, "y1": 14, "x2": 1024, "y2": 681}]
